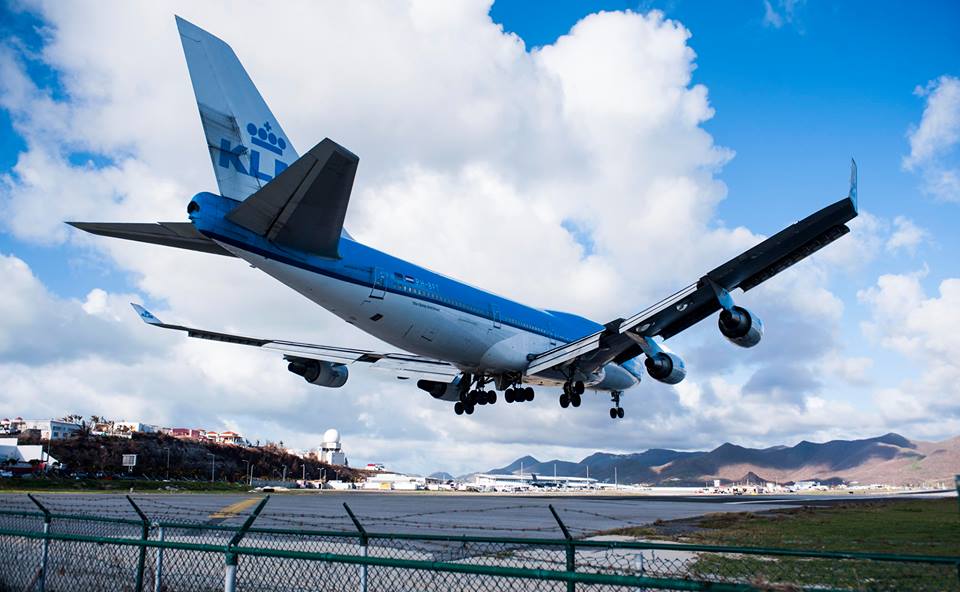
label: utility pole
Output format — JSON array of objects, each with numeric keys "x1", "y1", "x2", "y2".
[
  {"x1": 242, "y1": 460, "x2": 250, "y2": 486},
  {"x1": 302, "y1": 463, "x2": 306, "y2": 484},
  {"x1": 614, "y1": 467, "x2": 618, "y2": 491},
  {"x1": 163, "y1": 447, "x2": 170, "y2": 480},
  {"x1": 282, "y1": 466, "x2": 287, "y2": 482},
  {"x1": 208, "y1": 454, "x2": 216, "y2": 482}
]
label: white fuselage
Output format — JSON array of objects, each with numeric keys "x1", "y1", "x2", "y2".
[{"x1": 219, "y1": 241, "x2": 639, "y2": 391}]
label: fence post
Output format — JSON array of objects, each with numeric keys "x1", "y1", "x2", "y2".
[
  {"x1": 953, "y1": 475, "x2": 960, "y2": 510},
  {"x1": 549, "y1": 504, "x2": 576, "y2": 592},
  {"x1": 153, "y1": 522, "x2": 164, "y2": 592},
  {"x1": 28, "y1": 494, "x2": 51, "y2": 592},
  {"x1": 224, "y1": 496, "x2": 270, "y2": 592},
  {"x1": 343, "y1": 503, "x2": 368, "y2": 592},
  {"x1": 127, "y1": 496, "x2": 150, "y2": 592}
]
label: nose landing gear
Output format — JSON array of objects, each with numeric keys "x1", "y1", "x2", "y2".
[{"x1": 608, "y1": 391, "x2": 625, "y2": 419}]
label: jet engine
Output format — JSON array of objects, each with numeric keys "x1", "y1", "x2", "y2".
[
  {"x1": 287, "y1": 358, "x2": 349, "y2": 388},
  {"x1": 718, "y1": 306, "x2": 764, "y2": 348},
  {"x1": 644, "y1": 352, "x2": 686, "y2": 385},
  {"x1": 416, "y1": 377, "x2": 463, "y2": 401}
]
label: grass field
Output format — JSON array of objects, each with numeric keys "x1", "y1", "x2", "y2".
[
  {"x1": 612, "y1": 498, "x2": 960, "y2": 555},
  {"x1": 610, "y1": 498, "x2": 960, "y2": 590}
]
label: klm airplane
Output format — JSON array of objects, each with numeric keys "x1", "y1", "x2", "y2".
[{"x1": 70, "y1": 17, "x2": 859, "y2": 419}]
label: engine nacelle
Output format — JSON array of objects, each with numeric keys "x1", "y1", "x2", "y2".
[
  {"x1": 718, "y1": 306, "x2": 764, "y2": 348},
  {"x1": 287, "y1": 359, "x2": 349, "y2": 388},
  {"x1": 644, "y1": 352, "x2": 686, "y2": 385},
  {"x1": 416, "y1": 376, "x2": 464, "y2": 401}
]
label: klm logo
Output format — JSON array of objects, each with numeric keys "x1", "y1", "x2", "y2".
[{"x1": 218, "y1": 121, "x2": 289, "y2": 181}]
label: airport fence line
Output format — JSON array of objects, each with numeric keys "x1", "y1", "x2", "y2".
[{"x1": 0, "y1": 495, "x2": 957, "y2": 591}]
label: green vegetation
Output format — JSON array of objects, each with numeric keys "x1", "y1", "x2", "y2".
[
  {"x1": 0, "y1": 477, "x2": 250, "y2": 493},
  {"x1": 609, "y1": 499, "x2": 960, "y2": 590},
  {"x1": 16, "y1": 431, "x2": 364, "y2": 484},
  {"x1": 692, "y1": 499, "x2": 959, "y2": 556},
  {"x1": 611, "y1": 499, "x2": 960, "y2": 556}
]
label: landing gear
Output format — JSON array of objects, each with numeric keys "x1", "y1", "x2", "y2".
[
  {"x1": 505, "y1": 386, "x2": 535, "y2": 403},
  {"x1": 560, "y1": 381, "x2": 583, "y2": 408},
  {"x1": 609, "y1": 391, "x2": 624, "y2": 419},
  {"x1": 456, "y1": 375, "x2": 519, "y2": 414}
]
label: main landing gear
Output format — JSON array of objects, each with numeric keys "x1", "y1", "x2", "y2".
[
  {"x1": 608, "y1": 391, "x2": 625, "y2": 419},
  {"x1": 454, "y1": 376, "x2": 535, "y2": 416},
  {"x1": 559, "y1": 380, "x2": 584, "y2": 409},
  {"x1": 505, "y1": 386, "x2": 535, "y2": 404}
]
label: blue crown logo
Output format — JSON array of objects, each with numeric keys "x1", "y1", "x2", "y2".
[{"x1": 246, "y1": 121, "x2": 287, "y2": 156}]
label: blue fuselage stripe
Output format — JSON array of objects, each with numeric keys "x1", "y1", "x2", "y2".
[{"x1": 189, "y1": 193, "x2": 603, "y2": 345}]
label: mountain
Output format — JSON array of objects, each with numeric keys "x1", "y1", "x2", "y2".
[
  {"x1": 484, "y1": 449, "x2": 703, "y2": 483},
  {"x1": 429, "y1": 472, "x2": 454, "y2": 481},
  {"x1": 481, "y1": 433, "x2": 959, "y2": 487}
]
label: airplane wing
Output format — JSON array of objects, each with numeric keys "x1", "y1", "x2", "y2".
[
  {"x1": 131, "y1": 304, "x2": 460, "y2": 380},
  {"x1": 525, "y1": 161, "x2": 860, "y2": 377}
]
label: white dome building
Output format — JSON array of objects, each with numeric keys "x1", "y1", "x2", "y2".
[{"x1": 318, "y1": 428, "x2": 347, "y2": 466}]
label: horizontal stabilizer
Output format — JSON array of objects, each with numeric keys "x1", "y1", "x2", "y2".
[
  {"x1": 226, "y1": 138, "x2": 359, "y2": 258},
  {"x1": 67, "y1": 222, "x2": 235, "y2": 257}
]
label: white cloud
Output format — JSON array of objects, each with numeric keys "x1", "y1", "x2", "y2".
[
  {"x1": 762, "y1": 0, "x2": 805, "y2": 30},
  {"x1": 858, "y1": 271, "x2": 960, "y2": 434},
  {"x1": 885, "y1": 216, "x2": 928, "y2": 254},
  {"x1": 0, "y1": 1, "x2": 931, "y2": 474},
  {"x1": 903, "y1": 75, "x2": 960, "y2": 202}
]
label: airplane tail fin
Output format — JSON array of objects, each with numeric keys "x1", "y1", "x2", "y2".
[{"x1": 177, "y1": 16, "x2": 298, "y2": 201}]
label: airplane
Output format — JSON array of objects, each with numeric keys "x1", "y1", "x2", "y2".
[{"x1": 69, "y1": 17, "x2": 859, "y2": 420}]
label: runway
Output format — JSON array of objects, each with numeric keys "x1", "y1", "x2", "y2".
[{"x1": 2, "y1": 490, "x2": 943, "y2": 537}]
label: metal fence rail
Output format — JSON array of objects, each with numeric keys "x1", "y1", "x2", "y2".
[{"x1": 0, "y1": 496, "x2": 957, "y2": 591}]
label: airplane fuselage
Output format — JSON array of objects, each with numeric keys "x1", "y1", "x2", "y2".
[{"x1": 188, "y1": 191, "x2": 641, "y2": 392}]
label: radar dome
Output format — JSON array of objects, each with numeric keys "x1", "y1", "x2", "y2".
[{"x1": 322, "y1": 428, "x2": 341, "y2": 445}]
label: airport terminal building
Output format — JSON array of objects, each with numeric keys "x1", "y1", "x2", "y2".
[{"x1": 473, "y1": 473, "x2": 597, "y2": 490}]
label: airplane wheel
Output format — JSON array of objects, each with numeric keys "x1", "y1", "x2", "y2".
[
  {"x1": 571, "y1": 394, "x2": 581, "y2": 407},
  {"x1": 524, "y1": 387, "x2": 535, "y2": 401},
  {"x1": 467, "y1": 391, "x2": 478, "y2": 405},
  {"x1": 617, "y1": 407, "x2": 625, "y2": 419},
  {"x1": 465, "y1": 404, "x2": 475, "y2": 415},
  {"x1": 560, "y1": 393, "x2": 570, "y2": 408},
  {"x1": 488, "y1": 391, "x2": 497, "y2": 404},
  {"x1": 454, "y1": 402, "x2": 464, "y2": 415},
  {"x1": 609, "y1": 408, "x2": 617, "y2": 419},
  {"x1": 574, "y1": 381, "x2": 585, "y2": 395},
  {"x1": 505, "y1": 389, "x2": 515, "y2": 403}
]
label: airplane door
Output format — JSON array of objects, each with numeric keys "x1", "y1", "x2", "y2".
[
  {"x1": 370, "y1": 267, "x2": 386, "y2": 299},
  {"x1": 491, "y1": 303, "x2": 502, "y2": 329}
]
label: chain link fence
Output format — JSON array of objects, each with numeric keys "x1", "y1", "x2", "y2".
[{"x1": 0, "y1": 494, "x2": 956, "y2": 591}]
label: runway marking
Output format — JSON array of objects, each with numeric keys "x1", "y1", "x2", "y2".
[{"x1": 209, "y1": 497, "x2": 260, "y2": 519}]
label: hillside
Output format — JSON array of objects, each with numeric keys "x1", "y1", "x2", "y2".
[
  {"x1": 483, "y1": 433, "x2": 959, "y2": 486},
  {"x1": 22, "y1": 432, "x2": 363, "y2": 483}
]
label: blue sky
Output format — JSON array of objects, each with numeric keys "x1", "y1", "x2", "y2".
[
  {"x1": 0, "y1": 1, "x2": 958, "y2": 472},
  {"x1": 490, "y1": 0, "x2": 960, "y2": 408}
]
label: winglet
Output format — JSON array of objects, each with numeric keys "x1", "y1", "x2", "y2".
[
  {"x1": 131, "y1": 304, "x2": 162, "y2": 325},
  {"x1": 849, "y1": 158, "x2": 858, "y2": 213}
]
